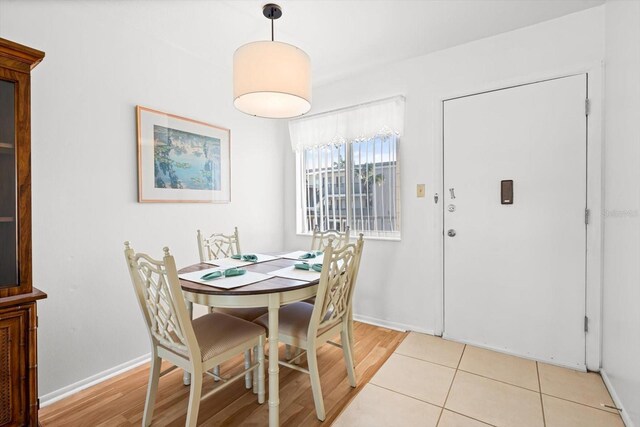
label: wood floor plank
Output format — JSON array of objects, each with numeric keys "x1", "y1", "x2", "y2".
[{"x1": 40, "y1": 322, "x2": 406, "y2": 426}]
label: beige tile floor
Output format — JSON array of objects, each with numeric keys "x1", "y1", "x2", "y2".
[{"x1": 334, "y1": 332, "x2": 625, "y2": 427}]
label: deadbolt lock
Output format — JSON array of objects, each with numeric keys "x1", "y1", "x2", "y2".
[
  {"x1": 447, "y1": 229, "x2": 456, "y2": 237},
  {"x1": 448, "y1": 204, "x2": 456, "y2": 212}
]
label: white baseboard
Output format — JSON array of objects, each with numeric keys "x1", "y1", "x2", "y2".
[
  {"x1": 40, "y1": 353, "x2": 151, "y2": 408},
  {"x1": 601, "y1": 370, "x2": 634, "y2": 427},
  {"x1": 353, "y1": 314, "x2": 434, "y2": 335}
]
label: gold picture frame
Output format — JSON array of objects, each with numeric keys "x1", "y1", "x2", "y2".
[{"x1": 136, "y1": 106, "x2": 231, "y2": 203}]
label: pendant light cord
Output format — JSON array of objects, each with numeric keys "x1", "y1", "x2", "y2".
[{"x1": 271, "y1": 17, "x2": 274, "y2": 41}]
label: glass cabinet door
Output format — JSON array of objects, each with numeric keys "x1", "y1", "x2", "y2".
[{"x1": 0, "y1": 79, "x2": 17, "y2": 288}]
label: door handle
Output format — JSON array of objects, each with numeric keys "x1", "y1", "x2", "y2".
[
  {"x1": 449, "y1": 188, "x2": 456, "y2": 199},
  {"x1": 447, "y1": 229, "x2": 456, "y2": 237}
]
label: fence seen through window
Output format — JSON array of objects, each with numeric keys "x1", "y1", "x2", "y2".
[{"x1": 300, "y1": 135, "x2": 400, "y2": 238}]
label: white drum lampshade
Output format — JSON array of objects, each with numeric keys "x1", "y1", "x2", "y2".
[{"x1": 233, "y1": 4, "x2": 311, "y2": 119}]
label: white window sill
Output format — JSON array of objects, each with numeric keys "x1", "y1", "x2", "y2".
[{"x1": 296, "y1": 232, "x2": 401, "y2": 242}]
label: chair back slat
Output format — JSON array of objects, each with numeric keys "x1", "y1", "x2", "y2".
[
  {"x1": 197, "y1": 227, "x2": 241, "y2": 262},
  {"x1": 310, "y1": 226, "x2": 350, "y2": 251},
  {"x1": 124, "y1": 243, "x2": 199, "y2": 360},
  {"x1": 310, "y1": 234, "x2": 364, "y2": 335}
]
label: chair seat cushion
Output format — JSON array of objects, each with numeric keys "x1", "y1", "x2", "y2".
[
  {"x1": 191, "y1": 313, "x2": 265, "y2": 362},
  {"x1": 212, "y1": 307, "x2": 269, "y2": 321},
  {"x1": 254, "y1": 302, "x2": 334, "y2": 342}
]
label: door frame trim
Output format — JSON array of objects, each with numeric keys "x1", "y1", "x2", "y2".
[{"x1": 432, "y1": 62, "x2": 604, "y2": 371}]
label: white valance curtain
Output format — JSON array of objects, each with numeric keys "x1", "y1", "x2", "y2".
[{"x1": 288, "y1": 95, "x2": 405, "y2": 152}]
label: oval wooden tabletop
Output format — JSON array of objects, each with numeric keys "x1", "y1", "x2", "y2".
[{"x1": 178, "y1": 257, "x2": 319, "y2": 296}]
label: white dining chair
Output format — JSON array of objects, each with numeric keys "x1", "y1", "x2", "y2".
[
  {"x1": 197, "y1": 228, "x2": 268, "y2": 387},
  {"x1": 310, "y1": 225, "x2": 351, "y2": 251},
  {"x1": 197, "y1": 227, "x2": 240, "y2": 260},
  {"x1": 196, "y1": 228, "x2": 268, "y2": 321},
  {"x1": 124, "y1": 242, "x2": 265, "y2": 427},
  {"x1": 304, "y1": 225, "x2": 355, "y2": 361},
  {"x1": 254, "y1": 234, "x2": 364, "y2": 421}
]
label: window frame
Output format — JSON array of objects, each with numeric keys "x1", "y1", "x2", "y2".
[{"x1": 295, "y1": 135, "x2": 401, "y2": 241}]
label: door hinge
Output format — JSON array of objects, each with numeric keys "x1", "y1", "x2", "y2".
[
  {"x1": 585, "y1": 98, "x2": 590, "y2": 116},
  {"x1": 37, "y1": 398, "x2": 40, "y2": 410},
  {"x1": 585, "y1": 209, "x2": 590, "y2": 225},
  {"x1": 584, "y1": 316, "x2": 589, "y2": 332}
]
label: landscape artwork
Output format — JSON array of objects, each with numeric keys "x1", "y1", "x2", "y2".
[
  {"x1": 153, "y1": 125, "x2": 221, "y2": 191},
  {"x1": 137, "y1": 106, "x2": 230, "y2": 203}
]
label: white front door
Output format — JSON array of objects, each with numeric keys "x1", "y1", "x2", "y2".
[{"x1": 443, "y1": 75, "x2": 588, "y2": 369}]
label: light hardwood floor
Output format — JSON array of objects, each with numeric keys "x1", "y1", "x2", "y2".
[{"x1": 40, "y1": 322, "x2": 406, "y2": 426}]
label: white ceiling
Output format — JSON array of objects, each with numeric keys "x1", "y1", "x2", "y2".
[{"x1": 102, "y1": 0, "x2": 604, "y2": 86}]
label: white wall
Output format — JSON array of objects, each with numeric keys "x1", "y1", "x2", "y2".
[
  {"x1": 0, "y1": 2, "x2": 286, "y2": 397},
  {"x1": 284, "y1": 7, "x2": 605, "y2": 334},
  {"x1": 602, "y1": 1, "x2": 640, "y2": 425}
]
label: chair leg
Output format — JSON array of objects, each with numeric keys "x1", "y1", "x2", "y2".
[
  {"x1": 257, "y1": 337, "x2": 265, "y2": 404},
  {"x1": 293, "y1": 347, "x2": 303, "y2": 365},
  {"x1": 307, "y1": 345, "x2": 326, "y2": 421},
  {"x1": 183, "y1": 301, "x2": 194, "y2": 386},
  {"x1": 244, "y1": 349, "x2": 252, "y2": 389},
  {"x1": 142, "y1": 351, "x2": 162, "y2": 427},
  {"x1": 252, "y1": 345, "x2": 258, "y2": 394},
  {"x1": 348, "y1": 310, "x2": 355, "y2": 366},
  {"x1": 286, "y1": 344, "x2": 303, "y2": 365},
  {"x1": 285, "y1": 344, "x2": 292, "y2": 360},
  {"x1": 213, "y1": 365, "x2": 220, "y2": 382},
  {"x1": 341, "y1": 324, "x2": 357, "y2": 387},
  {"x1": 185, "y1": 365, "x2": 203, "y2": 427}
]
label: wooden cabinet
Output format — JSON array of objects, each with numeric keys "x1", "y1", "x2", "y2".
[{"x1": 0, "y1": 38, "x2": 46, "y2": 427}]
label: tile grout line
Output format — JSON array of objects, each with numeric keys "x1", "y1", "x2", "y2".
[
  {"x1": 394, "y1": 351, "x2": 461, "y2": 370},
  {"x1": 397, "y1": 347, "x2": 544, "y2": 394},
  {"x1": 443, "y1": 409, "x2": 498, "y2": 427},
  {"x1": 388, "y1": 336, "x2": 619, "y2": 425},
  {"x1": 435, "y1": 344, "x2": 467, "y2": 426},
  {"x1": 537, "y1": 363, "x2": 622, "y2": 416},
  {"x1": 537, "y1": 362, "x2": 547, "y2": 427},
  {"x1": 456, "y1": 369, "x2": 541, "y2": 394},
  {"x1": 367, "y1": 382, "x2": 442, "y2": 408},
  {"x1": 540, "y1": 392, "x2": 624, "y2": 415}
]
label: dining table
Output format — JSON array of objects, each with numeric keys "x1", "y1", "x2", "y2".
[{"x1": 178, "y1": 255, "x2": 320, "y2": 427}]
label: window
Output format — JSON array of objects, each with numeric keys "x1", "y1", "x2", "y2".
[
  {"x1": 299, "y1": 136, "x2": 399, "y2": 238},
  {"x1": 290, "y1": 96, "x2": 404, "y2": 239}
]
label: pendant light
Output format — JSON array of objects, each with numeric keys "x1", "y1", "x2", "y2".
[{"x1": 233, "y1": 3, "x2": 311, "y2": 118}]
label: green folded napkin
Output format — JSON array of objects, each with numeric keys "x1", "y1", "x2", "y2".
[
  {"x1": 294, "y1": 263, "x2": 323, "y2": 272},
  {"x1": 298, "y1": 252, "x2": 317, "y2": 259},
  {"x1": 230, "y1": 254, "x2": 258, "y2": 262},
  {"x1": 223, "y1": 267, "x2": 246, "y2": 277},
  {"x1": 200, "y1": 271, "x2": 223, "y2": 280},
  {"x1": 200, "y1": 268, "x2": 246, "y2": 280}
]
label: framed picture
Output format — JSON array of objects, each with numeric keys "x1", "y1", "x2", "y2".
[{"x1": 136, "y1": 106, "x2": 230, "y2": 203}]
